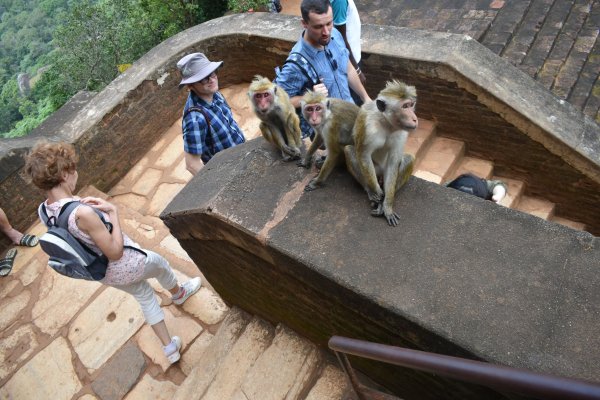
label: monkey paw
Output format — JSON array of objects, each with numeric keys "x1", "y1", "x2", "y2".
[
  {"x1": 385, "y1": 212, "x2": 400, "y2": 227},
  {"x1": 297, "y1": 158, "x2": 311, "y2": 169},
  {"x1": 367, "y1": 191, "x2": 384, "y2": 204},
  {"x1": 304, "y1": 179, "x2": 320, "y2": 191}
]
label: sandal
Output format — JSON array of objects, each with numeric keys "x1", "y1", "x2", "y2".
[
  {"x1": 19, "y1": 234, "x2": 39, "y2": 247},
  {"x1": 0, "y1": 248, "x2": 17, "y2": 277}
]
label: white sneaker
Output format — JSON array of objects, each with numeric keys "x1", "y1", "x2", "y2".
[
  {"x1": 164, "y1": 336, "x2": 182, "y2": 364},
  {"x1": 172, "y1": 277, "x2": 202, "y2": 305}
]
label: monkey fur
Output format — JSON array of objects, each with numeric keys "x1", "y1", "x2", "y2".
[
  {"x1": 299, "y1": 90, "x2": 360, "y2": 191},
  {"x1": 248, "y1": 75, "x2": 302, "y2": 161},
  {"x1": 344, "y1": 80, "x2": 418, "y2": 226}
]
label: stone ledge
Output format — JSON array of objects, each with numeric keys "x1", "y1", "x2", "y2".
[{"x1": 162, "y1": 139, "x2": 600, "y2": 399}]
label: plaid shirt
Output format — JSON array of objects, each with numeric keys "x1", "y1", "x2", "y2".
[{"x1": 182, "y1": 91, "x2": 245, "y2": 163}]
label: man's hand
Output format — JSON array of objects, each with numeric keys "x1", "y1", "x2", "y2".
[{"x1": 313, "y1": 81, "x2": 328, "y2": 97}]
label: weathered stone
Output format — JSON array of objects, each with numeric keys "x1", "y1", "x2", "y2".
[
  {"x1": 0, "y1": 279, "x2": 18, "y2": 298},
  {"x1": 79, "y1": 395, "x2": 99, "y2": 400},
  {"x1": 69, "y1": 287, "x2": 144, "y2": 371},
  {"x1": 136, "y1": 307, "x2": 202, "y2": 372},
  {"x1": 91, "y1": 342, "x2": 146, "y2": 400},
  {"x1": 18, "y1": 257, "x2": 45, "y2": 287},
  {"x1": 154, "y1": 132, "x2": 184, "y2": 169},
  {"x1": 162, "y1": 138, "x2": 600, "y2": 398},
  {"x1": 32, "y1": 270, "x2": 101, "y2": 335},
  {"x1": 0, "y1": 324, "x2": 39, "y2": 381},
  {"x1": 124, "y1": 374, "x2": 178, "y2": 400},
  {"x1": 182, "y1": 287, "x2": 229, "y2": 326},
  {"x1": 173, "y1": 308, "x2": 252, "y2": 400},
  {"x1": 169, "y1": 158, "x2": 193, "y2": 182},
  {"x1": 10, "y1": 245, "x2": 41, "y2": 275},
  {"x1": 305, "y1": 364, "x2": 350, "y2": 400},
  {"x1": 159, "y1": 234, "x2": 193, "y2": 262},
  {"x1": 0, "y1": 289, "x2": 30, "y2": 331},
  {"x1": 240, "y1": 325, "x2": 319, "y2": 400},
  {"x1": 147, "y1": 183, "x2": 185, "y2": 216},
  {"x1": 132, "y1": 168, "x2": 163, "y2": 196},
  {"x1": 180, "y1": 330, "x2": 214, "y2": 376},
  {"x1": 0, "y1": 337, "x2": 81, "y2": 399},
  {"x1": 111, "y1": 193, "x2": 148, "y2": 213},
  {"x1": 202, "y1": 318, "x2": 275, "y2": 400}
]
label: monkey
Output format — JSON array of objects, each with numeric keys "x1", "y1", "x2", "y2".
[
  {"x1": 344, "y1": 80, "x2": 418, "y2": 226},
  {"x1": 299, "y1": 91, "x2": 360, "y2": 191},
  {"x1": 248, "y1": 75, "x2": 302, "y2": 161}
]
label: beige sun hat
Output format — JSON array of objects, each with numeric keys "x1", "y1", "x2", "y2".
[{"x1": 177, "y1": 53, "x2": 223, "y2": 88}]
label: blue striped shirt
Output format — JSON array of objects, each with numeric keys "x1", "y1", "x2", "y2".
[
  {"x1": 275, "y1": 28, "x2": 352, "y2": 137},
  {"x1": 182, "y1": 91, "x2": 245, "y2": 163}
]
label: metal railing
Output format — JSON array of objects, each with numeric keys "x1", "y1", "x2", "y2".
[{"x1": 329, "y1": 336, "x2": 600, "y2": 400}]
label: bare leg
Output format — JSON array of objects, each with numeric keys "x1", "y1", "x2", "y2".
[
  {"x1": 152, "y1": 320, "x2": 172, "y2": 346},
  {"x1": 0, "y1": 207, "x2": 23, "y2": 245}
]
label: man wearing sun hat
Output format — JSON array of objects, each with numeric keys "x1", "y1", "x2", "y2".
[{"x1": 178, "y1": 53, "x2": 245, "y2": 175}]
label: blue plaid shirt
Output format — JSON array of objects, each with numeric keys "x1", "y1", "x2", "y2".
[
  {"x1": 275, "y1": 28, "x2": 353, "y2": 138},
  {"x1": 182, "y1": 91, "x2": 245, "y2": 163}
]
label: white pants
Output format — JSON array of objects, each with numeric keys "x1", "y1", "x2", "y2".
[{"x1": 111, "y1": 250, "x2": 178, "y2": 325}]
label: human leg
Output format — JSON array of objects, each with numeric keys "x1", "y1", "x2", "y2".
[
  {"x1": 113, "y1": 279, "x2": 182, "y2": 363},
  {"x1": 0, "y1": 207, "x2": 23, "y2": 245},
  {"x1": 143, "y1": 250, "x2": 201, "y2": 305}
]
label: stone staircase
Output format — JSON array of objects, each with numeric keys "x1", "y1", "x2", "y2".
[
  {"x1": 222, "y1": 84, "x2": 588, "y2": 233},
  {"x1": 0, "y1": 121, "x2": 354, "y2": 399},
  {"x1": 405, "y1": 117, "x2": 587, "y2": 232}
]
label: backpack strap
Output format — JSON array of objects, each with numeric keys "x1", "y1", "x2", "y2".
[
  {"x1": 183, "y1": 106, "x2": 211, "y2": 136},
  {"x1": 284, "y1": 52, "x2": 320, "y2": 88}
]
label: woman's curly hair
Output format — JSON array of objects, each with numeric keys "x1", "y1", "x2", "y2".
[{"x1": 25, "y1": 142, "x2": 79, "y2": 191}]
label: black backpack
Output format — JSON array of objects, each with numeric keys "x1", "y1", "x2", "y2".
[
  {"x1": 38, "y1": 201, "x2": 144, "y2": 281},
  {"x1": 446, "y1": 174, "x2": 492, "y2": 200}
]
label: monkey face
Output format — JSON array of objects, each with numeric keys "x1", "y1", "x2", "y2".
[
  {"x1": 303, "y1": 103, "x2": 325, "y2": 126},
  {"x1": 378, "y1": 97, "x2": 418, "y2": 131},
  {"x1": 253, "y1": 91, "x2": 274, "y2": 114}
]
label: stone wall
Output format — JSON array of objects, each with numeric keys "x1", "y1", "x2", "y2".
[
  {"x1": 1, "y1": 13, "x2": 599, "y2": 250},
  {"x1": 162, "y1": 139, "x2": 600, "y2": 399}
]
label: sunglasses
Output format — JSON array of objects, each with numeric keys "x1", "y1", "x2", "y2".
[
  {"x1": 324, "y1": 48, "x2": 338, "y2": 71},
  {"x1": 200, "y1": 71, "x2": 218, "y2": 84}
]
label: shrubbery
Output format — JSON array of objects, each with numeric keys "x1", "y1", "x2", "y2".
[{"x1": 0, "y1": 0, "x2": 228, "y2": 138}]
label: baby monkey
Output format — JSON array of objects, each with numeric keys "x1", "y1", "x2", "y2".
[
  {"x1": 345, "y1": 80, "x2": 418, "y2": 226},
  {"x1": 299, "y1": 91, "x2": 360, "y2": 191},
  {"x1": 248, "y1": 75, "x2": 302, "y2": 161}
]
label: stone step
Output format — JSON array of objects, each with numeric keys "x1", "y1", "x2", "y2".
[
  {"x1": 173, "y1": 308, "x2": 351, "y2": 400},
  {"x1": 549, "y1": 216, "x2": 587, "y2": 232},
  {"x1": 173, "y1": 308, "x2": 253, "y2": 400},
  {"x1": 449, "y1": 156, "x2": 494, "y2": 180},
  {"x1": 233, "y1": 324, "x2": 323, "y2": 400},
  {"x1": 514, "y1": 195, "x2": 555, "y2": 220},
  {"x1": 414, "y1": 137, "x2": 465, "y2": 184}
]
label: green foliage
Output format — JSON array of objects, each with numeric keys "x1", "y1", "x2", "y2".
[
  {"x1": 0, "y1": 0, "x2": 228, "y2": 138},
  {"x1": 227, "y1": 0, "x2": 271, "y2": 13}
]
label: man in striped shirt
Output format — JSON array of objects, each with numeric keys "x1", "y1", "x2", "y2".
[{"x1": 177, "y1": 53, "x2": 245, "y2": 175}]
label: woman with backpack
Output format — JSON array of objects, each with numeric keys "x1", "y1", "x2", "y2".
[{"x1": 24, "y1": 141, "x2": 201, "y2": 365}]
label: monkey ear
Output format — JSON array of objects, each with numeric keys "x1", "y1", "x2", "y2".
[
  {"x1": 273, "y1": 86, "x2": 278, "y2": 95},
  {"x1": 326, "y1": 99, "x2": 331, "y2": 109},
  {"x1": 376, "y1": 99, "x2": 386, "y2": 112}
]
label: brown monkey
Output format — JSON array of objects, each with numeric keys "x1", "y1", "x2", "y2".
[
  {"x1": 248, "y1": 75, "x2": 302, "y2": 161},
  {"x1": 344, "y1": 80, "x2": 418, "y2": 226},
  {"x1": 299, "y1": 90, "x2": 360, "y2": 191}
]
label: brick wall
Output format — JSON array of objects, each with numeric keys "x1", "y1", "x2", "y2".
[{"x1": 1, "y1": 13, "x2": 599, "y2": 253}]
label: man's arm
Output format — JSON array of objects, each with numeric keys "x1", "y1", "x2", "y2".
[
  {"x1": 185, "y1": 152, "x2": 203, "y2": 175},
  {"x1": 347, "y1": 62, "x2": 371, "y2": 103}
]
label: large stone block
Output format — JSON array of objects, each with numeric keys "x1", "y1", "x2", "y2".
[{"x1": 162, "y1": 139, "x2": 600, "y2": 399}]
